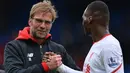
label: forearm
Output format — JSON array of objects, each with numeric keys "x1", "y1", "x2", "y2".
[
  {"x1": 62, "y1": 50, "x2": 80, "y2": 70},
  {"x1": 57, "y1": 64, "x2": 83, "y2": 73}
]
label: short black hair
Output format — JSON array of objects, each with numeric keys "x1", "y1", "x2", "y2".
[{"x1": 87, "y1": 1, "x2": 110, "y2": 23}]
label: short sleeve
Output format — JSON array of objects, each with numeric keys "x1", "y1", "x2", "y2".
[{"x1": 100, "y1": 44, "x2": 124, "y2": 73}]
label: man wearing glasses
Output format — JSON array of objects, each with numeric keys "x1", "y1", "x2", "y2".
[{"x1": 4, "y1": 1, "x2": 80, "y2": 73}]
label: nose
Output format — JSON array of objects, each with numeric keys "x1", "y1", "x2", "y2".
[{"x1": 40, "y1": 22, "x2": 46, "y2": 28}]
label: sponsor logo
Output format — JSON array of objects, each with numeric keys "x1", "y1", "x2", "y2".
[
  {"x1": 108, "y1": 57, "x2": 120, "y2": 68},
  {"x1": 27, "y1": 53, "x2": 34, "y2": 61}
]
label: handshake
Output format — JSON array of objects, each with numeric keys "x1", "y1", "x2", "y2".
[{"x1": 42, "y1": 52, "x2": 62, "y2": 70}]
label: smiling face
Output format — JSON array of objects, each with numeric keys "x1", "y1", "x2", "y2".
[{"x1": 28, "y1": 12, "x2": 53, "y2": 39}]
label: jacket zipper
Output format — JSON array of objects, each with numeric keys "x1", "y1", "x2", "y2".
[{"x1": 40, "y1": 45, "x2": 43, "y2": 58}]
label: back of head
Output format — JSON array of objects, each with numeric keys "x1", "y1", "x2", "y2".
[
  {"x1": 29, "y1": 0, "x2": 57, "y2": 22},
  {"x1": 87, "y1": 1, "x2": 110, "y2": 26}
]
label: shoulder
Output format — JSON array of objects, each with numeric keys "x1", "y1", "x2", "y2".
[
  {"x1": 5, "y1": 39, "x2": 27, "y2": 51},
  {"x1": 97, "y1": 36, "x2": 122, "y2": 56},
  {"x1": 6, "y1": 40, "x2": 19, "y2": 47},
  {"x1": 101, "y1": 44, "x2": 118, "y2": 52},
  {"x1": 100, "y1": 44, "x2": 123, "y2": 58},
  {"x1": 49, "y1": 41, "x2": 64, "y2": 48},
  {"x1": 98, "y1": 35, "x2": 121, "y2": 52},
  {"x1": 6, "y1": 39, "x2": 25, "y2": 47},
  {"x1": 48, "y1": 41, "x2": 66, "y2": 53}
]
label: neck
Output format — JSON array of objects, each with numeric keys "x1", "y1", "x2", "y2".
[
  {"x1": 91, "y1": 26, "x2": 110, "y2": 42},
  {"x1": 36, "y1": 39, "x2": 46, "y2": 45}
]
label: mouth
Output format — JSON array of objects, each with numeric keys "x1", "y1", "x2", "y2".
[
  {"x1": 37, "y1": 29, "x2": 46, "y2": 32},
  {"x1": 37, "y1": 30, "x2": 46, "y2": 34}
]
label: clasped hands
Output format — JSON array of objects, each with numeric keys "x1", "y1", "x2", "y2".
[{"x1": 42, "y1": 52, "x2": 62, "y2": 70}]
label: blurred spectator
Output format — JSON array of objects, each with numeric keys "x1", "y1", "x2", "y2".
[
  {"x1": 0, "y1": 64, "x2": 5, "y2": 73},
  {"x1": 0, "y1": 46, "x2": 4, "y2": 65},
  {"x1": 0, "y1": 70, "x2": 5, "y2": 73}
]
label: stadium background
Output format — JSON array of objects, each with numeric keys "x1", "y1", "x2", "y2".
[{"x1": 0, "y1": 0, "x2": 130, "y2": 72}]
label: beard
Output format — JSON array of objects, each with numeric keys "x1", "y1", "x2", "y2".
[
  {"x1": 83, "y1": 26, "x2": 91, "y2": 37},
  {"x1": 32, "y1": 30, "x2": 48, "y2": 39}
]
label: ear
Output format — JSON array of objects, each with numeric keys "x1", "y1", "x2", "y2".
[
  {"x1": 28, "y1": 19, "x2": 32, "y2": 26},
  {"x1": 88, "y1": 16, "x2": 92, "y2": 24}
]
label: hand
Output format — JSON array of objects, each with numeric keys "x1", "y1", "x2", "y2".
[
  {"x1": 46, "y1": 54, "x2": 62, "y2": 70},
  {"x1": 42, "y1": 52, "x2": 56, "y2": 62}
]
